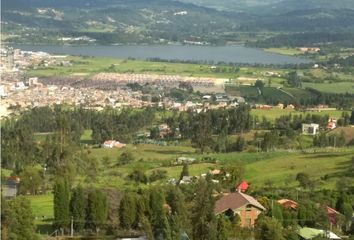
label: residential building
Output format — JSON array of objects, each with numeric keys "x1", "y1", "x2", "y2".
[
  {"x1": 236, "y1": 181, "x2": 249, "y2": 192},
  {"x1": 214, "y1": 191, "x2": 265, "y2": 228},
  {"x1": 102, "y1": 140, "x2": 126, "y2": 148},
  {"x1": 302, "y1": 123, "x2": 320, "y2": 135}
]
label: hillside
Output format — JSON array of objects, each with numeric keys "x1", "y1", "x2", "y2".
[
  {"x1": 328, "y1": 127, "x2": 354, "y2": 144},
  {"x1": 3, "y1": 0, "x2": 354, "y2": 45}
]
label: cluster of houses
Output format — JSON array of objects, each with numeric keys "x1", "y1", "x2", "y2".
[
  {"x1": 302, "y1": 118, "x2": 338, "y2": 135},
  {"x1": 214, "y1": 182, "x2": 344, "y2": 239}
]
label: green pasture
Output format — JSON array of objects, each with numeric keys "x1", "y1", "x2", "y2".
[
  {"x1": 245, "y1": 148, "x2": 354, "y2": 189},
  {"x1": 250, "y1": 108, "x2": 347, "y2": 122},
  {"x1": 303, "y1": 82, "x2": 354, "y2": 94},
  {"x1": 27, "y1": 56, "x2": 290, "y2": 80},
  {"x1": 264, "y1": 48, "x2": 304, "y2": 56}
]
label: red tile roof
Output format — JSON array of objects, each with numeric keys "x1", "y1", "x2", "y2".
[{"x1": 236, "y1": 181, "x2": 249, "y2": 192}]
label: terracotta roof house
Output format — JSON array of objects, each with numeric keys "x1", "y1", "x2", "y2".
[
  {"x1": 214, "y1": 191, "x2": 265, "y2": 228},
  {"x1": 277, "y1": 199, "x2": 298, "y2": 210},
  {"x1": 236, "y1": 181, "x2": 249, "y2": 192},
  {"x1": 102, "y1": 140, "x2": 126, "y2": 149}
]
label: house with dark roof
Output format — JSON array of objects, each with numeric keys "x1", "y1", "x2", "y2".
[
  {"x1": 214, "y1": 191, "x2": 265, "y2": 228},
  {"x1": 2, "y1": 176, "x2": 20, "y2": 198}
]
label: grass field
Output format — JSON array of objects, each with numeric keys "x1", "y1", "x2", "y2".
[
  {"x1": 27, "y1": 56, "x2": 291, "y2": 81},
  {"x1": 245, "y1": 149, "x2": 354, "y2": 189},
  {"x1": 264, "y1": 48, "x2": 304, "y2": 56},
  {"x1": 303, "y1": 82, "x2": 354, "y2": 94},
  {"x1": 26, "y1": 193, "x2": 54, "y2": 235},
  {"x1": 250, "y1": 108, "x2": 347, "y2": 122},
  {"x1": 26, "y1": 146, "x2": 354, "y2": 232}
]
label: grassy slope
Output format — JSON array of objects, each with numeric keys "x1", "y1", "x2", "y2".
[
  {"x1": 251, "y1": 109, "x2": 347, "y2": 122},
  {"x1": 245, "y1": 149, "x2": 354, "y2": 189},
  {"x1": 303, "y1": 82, "x2": 354, "y2": 94}
]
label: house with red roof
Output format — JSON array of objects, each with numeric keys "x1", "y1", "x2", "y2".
[
  {"x1": 278, "y1": 198, "x2": 341, "y2": 227},
  {"x1": 236, "y1": 181, "x2": 249, "y2": 192},
  {"x1": 214, "y1": 191, "x2": 265, "y2": 228},
  {"x1": 277, "y1": 199, "x2": 298, "y2": 210}
]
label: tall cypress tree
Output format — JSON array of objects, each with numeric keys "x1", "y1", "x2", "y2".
[
  {"x1": 119, "y1": 192, "x2": 137, "y2": 230},
  {"x1": 53, "y1": 178, "x2": 70, "y2": 231},
  {"x1": 70, "y1": 185, "x2": 86, "y2": 232},
  {"x1": 191, "y1": 178, "x2": 217, "y2": 240},
  {"x1": 87, "y1": 189, "x2": 108, "y2": 234},
  {"x1": 149, "y1": 188, "x2": 171, "y2": 240}
]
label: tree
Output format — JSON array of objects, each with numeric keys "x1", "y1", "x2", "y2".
[
  {"x1": 149, "y1": 170, "x2": 168, "y2": 182},
  {"x1": 255, "y1": 216, "x2": 285, "y2": 240},
  {"x1": 191, "y1": 179, "x2": 217, "y2": 240},
  {"x1": 179, "y1": 163, "x2": 189, "y2": 181},
  {"x1": 53, "y1": 178, "x2": 70, "y2": 230},
  {"x1": 127, "y1": 169, "x2": 148, "y2": 184},
  {"x1": 166, "y1": 187, "x2": 187, "y2": 239},
  {"x1": 148, "y1": 188, "x2": 171, "y2": 240},
  {"x1": 87, "y1": 189, "x2": 108, "y2": 234},
  {"x1": 234, "y1": 136, "x2": 245, "y2": 152},
  {"x1": 191, "y1": 112, "x2": 212, "y2": 153},
  {"x1": 350, "y1": 110, "x2": 354, "y2": 124},
  {"x1": 150, "y1": 127, "x2": 160, "y2": 139},
  {"x1": 118, "y1": 151, "x2": 134, "y2": 165},
  {"x1": 287, "y1": 71, "x2": 301, "y2": 88},
  {"x1": 1, "y1": 197, "x2": 38, "y2": 240},
  {"x1": 119, "y1": 193, "x2": 137, "y2": 230},
  {"x1": 216, "y1": 216, "x2": 228, "y2": 240},
  {"x1": 70, "y1": 185, "x2": 86, "y2": 232},
  {"x1": 19, "y1": 165, "x2": 44, "y2": 195},
  {"x1": 255, "y1": 80, "x2": 265, "y2": 90},
  {"x1": 296, "y1": 172, "x2": 313, "y2": 189}
]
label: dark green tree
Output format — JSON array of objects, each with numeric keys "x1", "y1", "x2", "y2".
[
  {"x1": 179, "y1": 163, "x2": 189, "y2": 181},
  {"x1": 191, "y1": 112, "x2": 212, "y2": 153},
  {"x1": 216, "y1": 216, "x2": 228, "y2": 240},
  {"x1": 255, "y1": 216, "x2": 285, "y2": 240},
  {"x1": 119, "y1": 193, "x2": 137, "y2": 229},
  {"x1": 1, "y1": 197, "x2": 38, "y2": 240},
  {"x1": 53, "y1": 178, "x2": 70, "y2": 230},
  {"x1": 70, "y1": 185, "x2": 86, "y2": 232},
  {"x1": 118, "y1": 151, "x2": 134, "y2": 165},
  {"x1": 87, "y1": 189, "x2": 108, "y2": 234},
  {"x1": 350, "y1": 110, "x2": 354, "y2": 124},
  {"x1": 149, "y1": 188, "x2": 171, "y2": 240},
  {"x1": 19, "y1": 165, "x2": 44, "y2": 195},
  {"x1": 287, "y1": 71, "x2": 301, "y2": 88},
  {"x1": 191, "y1": 179, "x2": 217, "y2": 240}
]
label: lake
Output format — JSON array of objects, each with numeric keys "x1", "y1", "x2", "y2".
[{"x1": 11, "y1": 44, "x2": 312, "y2": 65}]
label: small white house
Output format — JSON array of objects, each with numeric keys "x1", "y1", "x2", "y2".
[
  {"x1": 302, "y1": 123, "x2": 320, "y2": 135},
  {"x1": 102, "y1": 140, "x2": 126, "y2": 149}
]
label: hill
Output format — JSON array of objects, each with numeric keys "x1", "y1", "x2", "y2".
[
  {"x1": 3, "y1": 0, "x2": 354, "y2": 45},
  {"x1": 328, "y1": 127, "x2": 354, "y2": 144}
]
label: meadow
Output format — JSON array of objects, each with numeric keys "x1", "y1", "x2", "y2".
[
  {"x1": 26, "y1": 145, "x2": 354, "y2": 234},
  {"x1": 28, "y1": 56, "x2": 287, "y2": 80},
  {"x1": 302, "y1": 82, "x2": 354, "y2": 94}
]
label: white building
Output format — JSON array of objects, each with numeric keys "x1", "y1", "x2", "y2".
[{"x1": 302, "y1": 123, "x2": 320, "y2": 135}]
